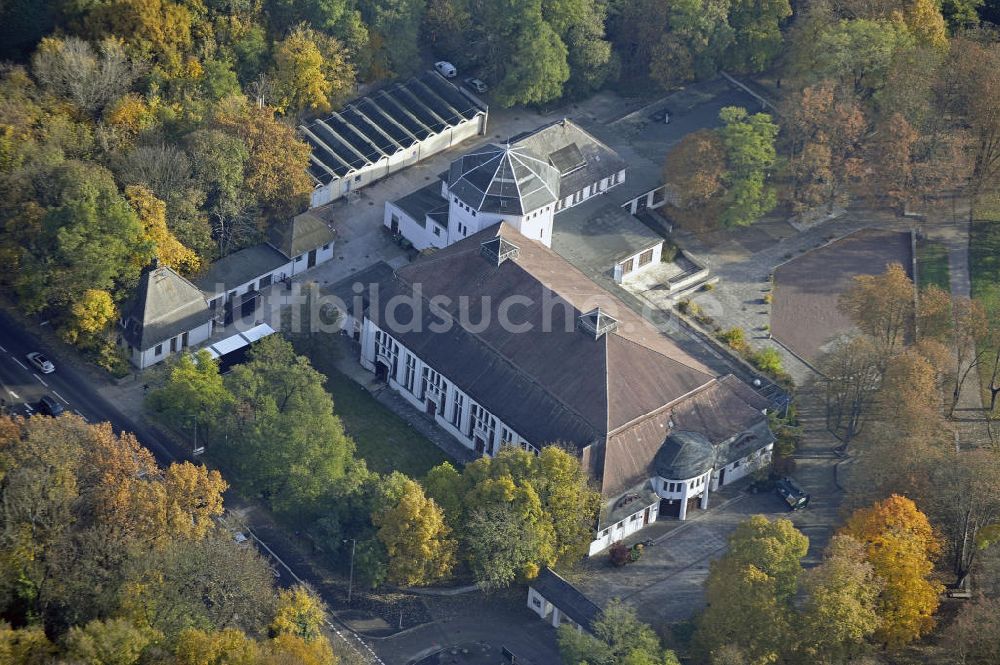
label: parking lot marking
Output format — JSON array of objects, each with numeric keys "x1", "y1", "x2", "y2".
[
  {"x1": 73, "y1": 409, "x2": 88, "y2": 422},
  {"x1": 12, "y1": 358, "x2": 27, "y2": 370},
  {"x1": 52, "y1": 391, "x2": 68, "y2": 404},
  {"x1": 33, "y1": 373, "x2": 48, "y2": 387},
  {"x1": 7, "y1": 389, "x2": 17, "y2": 399},
  {"x1": 0, "y1": 344, "x2": 6, "y2": 352}
]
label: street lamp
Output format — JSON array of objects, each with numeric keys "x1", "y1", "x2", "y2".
[
  {"x1": 187, "y1": 415, "x2": 204, "y2": 456},
  {"x1": 343, "y1": 538, "x2": 356, "y2": 605}
]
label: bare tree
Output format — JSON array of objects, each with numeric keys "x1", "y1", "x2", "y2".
[
  {"x1": 819, "y1": 334, "x2": 882, "y2": 441},
  {"x1": 31, "y1": 37, "x2": 146, "y2": 115},
  {"x1": 120, "y1": 144, "x2": 193, "y2": 202}
]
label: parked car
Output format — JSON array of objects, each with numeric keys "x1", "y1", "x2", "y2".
[
  {"x1": 37, "y1": 395, "x2": 64, "y2": 417},
  {"x1": 434, "y1": 61, "x2": 457, "y2": 78},
  {"x1": 775, "y1": 477, "x2": 810, "y2": 511},
  {"x1": 26, "y1": 351, "x2": 55, "y2": 374},
  {"x1": 464, "y1": 77, "x2": 488, "y2": 93}
]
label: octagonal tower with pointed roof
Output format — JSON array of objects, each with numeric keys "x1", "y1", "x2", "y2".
[{"x1": 444, "y1": 143, "x2": 561, "y2": 246}]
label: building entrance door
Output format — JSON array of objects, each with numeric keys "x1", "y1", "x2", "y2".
[
  {"x1": 474, "y1": 437, "x2": 486, "y2": 454},
  {"x1": 308, "y1": 249, "x2": 317, "y2": 268}
]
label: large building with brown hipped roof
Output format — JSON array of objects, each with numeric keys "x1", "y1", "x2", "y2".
[{"x1": 348, "y1": 223, "x2": 774, "y2": 555}]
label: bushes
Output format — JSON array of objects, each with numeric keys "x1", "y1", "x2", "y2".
[
  {"x1": 608, "y1": 541, "x2": 644, "y2": 566},
  {"x1": 718, "y1": 327, "x2": 750, "y2": 354},
  {"x1": 751, "y1": 347, "x2": 784, "y2": 375}
]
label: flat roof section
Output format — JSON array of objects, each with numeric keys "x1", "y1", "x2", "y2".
[
  {"x1": 392, "y1": 182, "x2": 448, "y2": 230},
  {"x1": 240, "y1": 322, "x2": 276, "y2": 343},
  {"x1": 551, "y1": 198, "x2": 664, "y2": 276},
  {"x1": 212, "y1": 333, "x2": 249, "y2": 355}
]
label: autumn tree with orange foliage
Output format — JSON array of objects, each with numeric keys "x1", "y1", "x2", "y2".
[{"x1": 840, "y1": 495, "x2": 943, "y2": 649}]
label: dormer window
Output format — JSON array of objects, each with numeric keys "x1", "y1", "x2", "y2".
[
  {"x1": 577, "y1": 307, "x2": 618, "y2": 339},
  {"x1": 480, "y1": 237, "x2": 520, "y2": 266}
]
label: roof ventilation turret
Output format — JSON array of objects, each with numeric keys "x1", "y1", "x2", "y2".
[
  {"x1": 577, "y1": 307, "x2": 618, "y2": 339},
  {"x1": 480, "y1": 237, "x2": 520, "y2": 266}
]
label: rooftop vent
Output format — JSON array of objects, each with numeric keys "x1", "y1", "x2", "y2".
[
  {"x1": 480, "y1": 237, "x2": 520, "y2": 266},
  {"x1": 577, "y1": 307, "x2": 618, "y2": 339}
]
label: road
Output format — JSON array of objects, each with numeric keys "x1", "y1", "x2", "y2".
[
  {"x1": 0, "y1": 310, "x2": 178, "y2": 464},
  {"x1": 0, "y1": 309, "x2": 384, "y2": 664}
]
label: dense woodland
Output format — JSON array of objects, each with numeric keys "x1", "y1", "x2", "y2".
[{"x1": 0, "y1": 0, "x2": 998, "y2": 370}]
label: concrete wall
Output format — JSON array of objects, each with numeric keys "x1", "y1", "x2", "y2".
[
  {"x1": 588, "y1": 499, "x2": 660, "y2": 556},
  {"x1": 527, "y1": 587, "x2": 586, "y2": 632}
]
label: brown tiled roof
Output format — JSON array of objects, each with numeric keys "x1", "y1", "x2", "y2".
[
  {"x1": 599, "y1": 377, "x2": 772, "y2": 498},
  {"x1": 367, "y1": 223, "x2": 724, "y2": 490}
]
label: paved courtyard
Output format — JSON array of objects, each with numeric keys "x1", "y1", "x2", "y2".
[{"x1": 771, "y1": 228, "x2": 913, "y2": 366}]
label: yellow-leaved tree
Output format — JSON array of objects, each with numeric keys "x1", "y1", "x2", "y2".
[
  {"x1": 372, "y1": 473, "x2": 456, "y2": 586},
  {"x1": 63, "y1": 288, "x2": 118, "y2": 345},
  {"x1": 840, "y1": 494, "x2": 943, "y2": 648},
  {"x1": 126, "y1": 185, "x2": 200, "y2": 273}
]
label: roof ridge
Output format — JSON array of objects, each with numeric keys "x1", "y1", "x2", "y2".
[
  {"x1": 605, "y1": 378, "x2": 720, "y2": 438},
  {"x1": 608, "y1": 330, "x2": 716, "y2": 382}
]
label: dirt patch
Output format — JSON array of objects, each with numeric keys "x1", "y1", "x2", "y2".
[{"x1": 771, "y1": 229, "x2": 913, "y2": 366}]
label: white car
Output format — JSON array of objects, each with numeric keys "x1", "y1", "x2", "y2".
[
  {"x1": 26, "y1": 352, "x2": 54, "y2": 374},
  {"x1": 434, "y1": 61, "x2": 457, "y2": 78}
]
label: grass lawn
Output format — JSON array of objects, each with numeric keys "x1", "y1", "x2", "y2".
[
  {"x1": 916, "y1": 239, "x2": 950, "y2": 291},
  {"x1": 970, "y1": 201, "x2": 1000, "y2": 414},
  {"x1": 291, "y1": 334, "x2": 452, "y2": 478}
]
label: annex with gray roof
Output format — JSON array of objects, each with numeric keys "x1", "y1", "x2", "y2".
[{"x1": 121, "y1": 262, "x2": 211, "y2": 351}]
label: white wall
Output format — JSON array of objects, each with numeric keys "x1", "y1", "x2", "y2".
[
  {"x1": 712, "y1": 444, "x2": 774, "y2": 490},
  {"x1": 289, "y1": 241, "x2": 335, "y2": 277},
  {"x1": 133, "y1": 319, "x2": 213, "y2": 369},
  {"x1": 554, "y1": 170, "x2": 626, "y2": 215},
  {"x1": 384, "y1": 201, "x2": 448, "y2": 251},
  {"x1": 587, "y1": 499, "x2": 659, "y2": 556},
  {"x1": 614, "y1": 242, "x2": 663, "y2": 283},
  {"x1": 360, "y1": 320, "x2": 537, "y2": 458}
]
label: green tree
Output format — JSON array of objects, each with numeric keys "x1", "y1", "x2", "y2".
[
  {"x1": 558, "y1": 599, "x2": 680, "y2": 665},
  {"x1": 649, "y1": 0, "x2": 733, "y2": 87},
  {"x1": 422, "y1": 461, "x2": 463, "y2": 530},
  {"x1": 717, "y1": 107, "x2": 778, "y2": 227},
  {"x1": 147, "y1": 350, "x2": 234, "y2": 432},
  {"x1": 16, "y1": 161, "x2": 154, "y2": 312},
  {"x1": 693, "y1": 515, "x2": 808, "y2": 664},
  {"x1": 221, "y1": 336, "x2": 357, "y2": 515},
  {"x1": 797, "y1": 535, "x2": 882, "y2": 664},
  {"x1": 371, "y1": 473, "x2": 456, "y2": 586},
  {"x1": 494, "y1": 16, "x2": 570, "y2": 107},
  {"x1": 464, "y1": 501, "x2": 552, "y2": 590},
  {"x1": 724, "y1": 0, "x2": 791, "y2": 73},
  {"x1": 796, "y1": 19, "x2": 915, "y2": 100}
]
